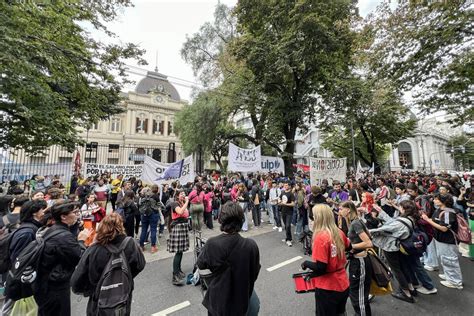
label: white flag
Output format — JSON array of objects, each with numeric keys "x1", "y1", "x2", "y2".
[{"x1": 227, "y1": 143, "x2": 262, "y2": 172}]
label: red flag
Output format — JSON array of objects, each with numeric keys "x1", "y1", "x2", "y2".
[{"x1": 74, "y1": 150, "x2": 82, "y2": 174}]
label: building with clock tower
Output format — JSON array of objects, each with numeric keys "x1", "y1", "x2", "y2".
[{"x1": 80, "y1": 69, "x2": 187, "y2": 165}]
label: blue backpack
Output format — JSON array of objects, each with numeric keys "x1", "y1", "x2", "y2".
[{"x1": 397, "y1": 218, "x2": 429, "y2": 257}]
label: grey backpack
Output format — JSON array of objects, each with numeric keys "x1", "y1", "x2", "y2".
[{"x1": 95, "y1": 237, "x2": 133, "y2": 316}]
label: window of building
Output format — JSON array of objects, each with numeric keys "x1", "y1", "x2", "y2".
[
  {"x1": 90, "y1": 122, "x2": 99, "y2": 130},
  {"x1": 85, "y1": 157, "x2": 97, "y2": 163},
  {"x1": 108, "y1": 144, "x2": 120, "y2": 153},
  {"x1": 168, "y1": 120, "x2": 173, "y2": 135},
  {"x1": 110, "y1": 117, "x2": 121, "y2": 132},
  {"x1": 153, "y1": 117, "x2": 165, "y2": 135},
  {"x1": 58, "y1": 157, "x2": 72, "y2": 164},
  {"x1": 108, "y1": 158, "x2": 119, "y2": 165},
  {"x1": 136, "y1": 114, "x2": 148, "y2": 133}
]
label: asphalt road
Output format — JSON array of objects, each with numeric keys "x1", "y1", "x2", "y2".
[{"x1": 71, "y1": 229, "x2": 474, "y2": 316}]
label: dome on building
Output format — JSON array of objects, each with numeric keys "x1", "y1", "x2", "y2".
[{"x1": 135, "y1": 71, "x2": 181, "y2": 102}]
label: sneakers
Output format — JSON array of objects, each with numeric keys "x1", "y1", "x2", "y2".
[
  {"x1": 272, "y1": 226, "x2": 278, "y2": 230},
  {"x1": 278, "y1": 227, "x2": 283, "y2": 232},
  {"x1": 391, "y1": 290, "x2": 415, "y2": 303},
  {"x1": 440, "y1": 280, "x2": 463, "y2": 290},
  {"x1": 424, "y1": 265, "x2": 438, "y2": 271},
  {"x1": 151, "y1": 246, "x2": 158, "y2": 253},
  {"x1": 438, "y1": 274, "x2": 446, "y2": 280},
  {"x1": 416, "y1": 287, "x2": 438, "y2": 295},
  {"x1": 286, "y1": 240, "x2": 293, "y2": 247}
]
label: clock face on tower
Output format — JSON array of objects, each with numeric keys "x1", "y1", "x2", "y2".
[
  {"x1": 155, "y1": 95, "x2": 164, "y2": 103},
  {"x1": 157, "y1": 84, "x2": 164, "y2": 92}
]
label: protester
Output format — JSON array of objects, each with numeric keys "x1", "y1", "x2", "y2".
[
  {"x1": 188, "y1": 183, "x2": 205, "y2": 232},
  {"x1": 369, "y1": 204, "x2": 416, "y2": 303},
  {"x1": 197, "y1": 202, "x2": 260, "y2": 316},
  {"x1": 139, "y1": 188, "x2": 161, "y2": 253},
  {"x1": 93, "y1": 178, "x2": 109, "y2": 209},
  {"x1": 71, "y1": 213, "x2": 146, "y2": 316},
  {"x1": 0, "y1": 196, "x2": 29, "y2": 229},
  {"x1": 339, "y1": 201, "x2": 373, "y2": 316},
  {"x1": 110, "y1": 174, "x2": 124, "y2": 212},
  {"x1": 167, "y1": 190, "x2": 190, "y2": 285},
  {"x1": 116, "y1": 190, "x2": 139, "y2": 237},
  {"x1": 301, "y1": 204, "x2": 350, "y2": 315},
  {"x1": 421, "y1": 194, "x2": 463, "y2": 289},
  {"x1": 237, "y1": 183, "x2": 250, "y2": 232},
  {"x1": 1, "y1": 199, "x2": 47, "y2": 315},
  {"x1": 34, "y1": 202, "x2": 91, "y2": 316}
]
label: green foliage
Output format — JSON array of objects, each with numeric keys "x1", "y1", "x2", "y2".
[
  {"x1": 230, "y1": 0, "x2": 356, "y2": 174},
  {"x1": 449, "y1": 135, "x2": 474, "y2": 171},
  {"x1": 366, "y1": 1, "x2": 473, "y2": 125},
  {"x1": 0, "y1": 1, "x2": 146, "y2": 152},
  {"x1": 174, "y1": 91, "x2": 241, "y2": 170},
  {"x1": 320, "y1": 76, "x2": 417, "y2": 172}
]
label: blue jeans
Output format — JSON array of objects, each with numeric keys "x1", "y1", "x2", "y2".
[
  {"x1": 282, "y1": 210, "x2": 294, "y2": 241},
  {"x1": 271, "y1": 204, "x2": 281, "y2": 227},
  {"x1": 240, "y1": 202, "x2": 249, "y2": 231},
  {"x1": 246, "y1": 289, "x2": 260, "y2": 316},
  {"x1": 295, "y1": 208, "x2": 309, "y2": 240},
  {"x1": 140, "y1": 212, "x2": 159, "y2": 247}
]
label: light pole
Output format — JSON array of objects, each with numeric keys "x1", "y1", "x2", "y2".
[
  {"x1": 350, "y1": 121, "x2": 356, "y2": 171},
  {"x1": 429, "y1": 150, "x2": 449, "y2": 173}
]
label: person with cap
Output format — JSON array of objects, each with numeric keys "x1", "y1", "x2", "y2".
[{"x1": 34, "y1": 202, "x2": 92, "y2": 316}]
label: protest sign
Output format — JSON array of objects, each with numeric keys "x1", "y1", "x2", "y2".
[
  {"x1": 309, "y1": 157, "x2": 347, "y2": 186},
  {"x1": 261, "y1": 156, "x2": 285, "y2": 174},
  {"x1": 0, "y1": 163, "x2": 73, "y2": 184},
  {"x1": 227, "y1": 143, "x2": 262, "y2": 172},
  {"x1": 141, "y1": 155, "x2": 195, "y2": 185},
  {"x1": 85, "y1": 163, "x2": 142, "y2": 179}
]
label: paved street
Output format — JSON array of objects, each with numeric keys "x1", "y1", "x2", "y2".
[{"x1": 71, "y1": 226, "x2": 474, "y2": 316}]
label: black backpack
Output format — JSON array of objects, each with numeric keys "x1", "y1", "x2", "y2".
[
  {"x1": 139, "y1": 197, "x2": 159, "y2": 216},
  {"x1": 95, "y1": 237, "x2": 133, "y2": 316},
  {"x1": 397, "y1": 218, "x2": 429, "y2": 257},
  {"x1": 5, "y1": 227, "x2": 65, "y2": 300},
  {"x1": 0, "y1": 215, "x2": 21, "y2": 274}
]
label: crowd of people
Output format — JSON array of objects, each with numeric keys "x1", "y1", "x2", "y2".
[{"x1": 0, "y1": 169, "x2": 473, "y2": 315}]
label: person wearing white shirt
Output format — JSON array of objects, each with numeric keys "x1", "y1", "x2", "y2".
[{"x1": 268, "y1": 181, "x2": 282, "y2": 231}]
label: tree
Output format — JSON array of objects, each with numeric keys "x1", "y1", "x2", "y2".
[
  {"x1": 174, "y1": 91, "x2": 240, "y2": 170},
  {"x1": 448, "y1": 135, "x2": 474, "y2": 171},
  {"x1": 319, "y1": 76, "x2": 417, "y2": 173},
  {"x1": 230, "y1": 0, "x2": 356, "y2": 174},
  {"x1": 366, "y1": 1, "x2": 473, "y2": 125},
  {"x1": 0, "y1": 1, "x2": 146, "y2": 152}
]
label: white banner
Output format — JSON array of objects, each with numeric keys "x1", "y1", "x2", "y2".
[
  {"x1": 85, "y1": 163, "x2": 143, "y2": 179},
  {"x1": 141, "y1": 155, "x2": 195, "y2": 185},
  {"x1": 261, "y1": 156, "x2": 285, "y2": 174},
  {"x1": 0, "y1": 163, "x2": 73, "y2": 184},
  {"x1": 227, "y1": 143, "x2": 262, "y2": 172},
  {"x1": 309, "y1": 157, "x2": 347, "y2": 186}
]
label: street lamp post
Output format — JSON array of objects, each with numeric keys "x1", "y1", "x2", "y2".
[{"x1": 429, "y1": 150, "x2": 449, "y2": 173}]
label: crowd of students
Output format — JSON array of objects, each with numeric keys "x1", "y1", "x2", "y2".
[{"x1": 0, "y1": 169, "x2": 473, "y2": 315}]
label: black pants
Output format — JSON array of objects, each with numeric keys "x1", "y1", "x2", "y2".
[
  {"x1": 134, "y1": 213, "x2": 141, "y2": 235},
  {"x1": 315, "y1": 287, "x2": 349, "y2": 316},
  {"x1": 110, "y1": 192, "x2": 118, "y2": 211},
  {"x1": 349, "y1": 256, "x2": 372, "y2": 316},
  {"x1": 204, "y1": 211, "x2": 213, "y2": 229},
  {"x1": 124, "y1": 214, "x2": 135, "y2": 237},
  {"x1": 384, "y1": 250, "x2": 411, "y2": 290},
  {"x1": 35, "y1": 288, "x2": 71, "y2": 316},
  {"x1": 281, "y1": 210, "x2": 293, "y2": 241},
  {"x1": 252, "y1": 203, "x2": 261, "y2": 227}
]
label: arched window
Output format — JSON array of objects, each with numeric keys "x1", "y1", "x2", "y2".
[{"x1": 152, "y1": 148, "x2": 162, "y2": 162}]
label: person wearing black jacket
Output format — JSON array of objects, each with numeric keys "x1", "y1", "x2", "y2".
[
  {"x1": 34, "y1": 202, "x2": 91, "y2": 316},
  {"x1": 117, "y1": 190, "x2": 139, "y2": 237},
  {"x1": 1, "y1": 200, "x2": 47, "y2": 315},
  {"x1": 197, "y1": 202, "x2": 260, "y2": 316},
  {"x1": 71, "y1": 213, "x2": 145, "y2": 316}
]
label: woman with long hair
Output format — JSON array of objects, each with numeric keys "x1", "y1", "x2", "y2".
[
  {"x1": 167, "y1": 190, "x2": 190, "y2": 285},
  {"x1": 71, "y1": 213, "x2": 145, "y2": 316},
  {"x1": 421, "y1": 194, "x2": 463, "y2": 289},
  {"x1": 116, "y1": 190, "x2": 139, "y2": 237},
  {"x1": 236, "y1": 183, "x2": 250, "y2": 232},
  {"x1": 301, "y1": 204, "x2": 351, "y2": 315},
  {"x1": 339, "y1": 201, "x2": 373, "y2": 316}
]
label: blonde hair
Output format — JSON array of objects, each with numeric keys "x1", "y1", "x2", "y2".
[{"x1": 312, "y1": 204, "x2": 346, "y2": 259}]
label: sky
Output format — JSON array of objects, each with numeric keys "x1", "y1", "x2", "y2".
[{"x1": 104, "y1": 0, "x2": 387, "y2": 101}]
